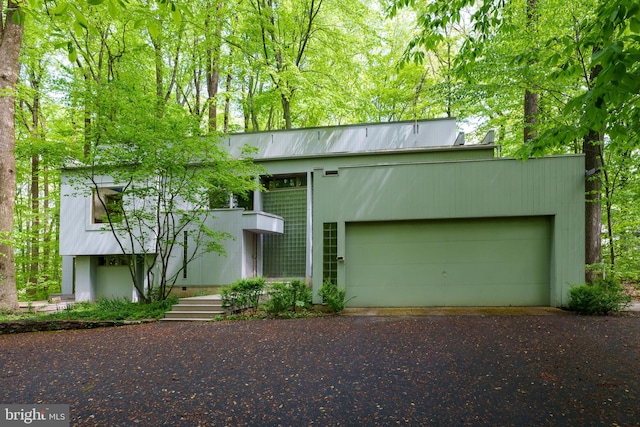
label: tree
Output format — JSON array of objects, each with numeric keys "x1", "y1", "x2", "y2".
[
  {"x1": 392, "y1": 0, "x2": 639, "y2": 283},
  {"x1": 0, "y1": 0, "x2": 25, "y2": 311},
  {"x1": 69, "y1": 80, "x2": 263, "y2": 302},
  {"x1": 551, "y1": 0, "x2": 639, "y2": 282},
  {"x1": 246, "y1": 0, "x2": 324, "y2": 129}
]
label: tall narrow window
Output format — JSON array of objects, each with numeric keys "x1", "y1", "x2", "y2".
[
  {"x1": 93, "y1": 187, "x2": 123, "y2": 224},
  {"x1": 323, "y1": 222, "x2": 338, "y2": 284}
]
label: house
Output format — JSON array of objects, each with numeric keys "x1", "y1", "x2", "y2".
[{"x1": 59, "y1": 118, "x2": 585, "y2": 307}]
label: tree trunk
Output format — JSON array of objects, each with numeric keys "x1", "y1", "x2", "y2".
[
  {"x1": 206, "y1": 1, "x2": 222, "y2": 133},
  {"x1": 153, "y1": 35, "x2": 165, "y2": 118},
  {"x1": 43, "y1": 165, "x2": 51, "y2": 284},
  {"x1": 0, "y1": 0, "x2": 24, "y2": 311},
  {"x1": 523, "y1": 0, "x2": 538, "y2": 143},
  {"x1": 582, "y1": 53, "x2": 604, "y2": 284},
  {"x1": 583, "y1": 128, "x2": 603, "y2": 284},
  {"x1": 281, "y1": 94, "x2": 292, "y2": 129},
  {"x1": 604, "y1": 179, "x2": 615, "y2": 270},
  {"x1": 83, "y1": 75, "x2": 92, "y2": 157},
  {"x1": 222, "y1": 73, "x2": 231, "y2": 133},
  {"x1": 524, "y1": 89, "x2": 538, "y2": 142},
  {"x1": 28, "y1": 71, "x2": 41, "y2": 296},
  {"x1": 29, "y1": 153, "x2": 39, "y2": 296},
  {"x1": 207, "y1": 63, "x2": 220, "y2": 132}
]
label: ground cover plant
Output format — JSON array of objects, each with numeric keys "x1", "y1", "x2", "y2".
[{"x1": 0, "y1": 297, "x2": 178, "y2": 323}]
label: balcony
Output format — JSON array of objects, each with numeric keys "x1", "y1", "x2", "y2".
[{"x1": 242, "y1": 211, "x2": 284, "y2": 234}]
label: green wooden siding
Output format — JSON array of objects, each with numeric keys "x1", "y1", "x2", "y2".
[
  {"x1": 96, "y1": 265, "x2": 133, "y2": 300},
  {"x1": 173, "y1": 210, "x2": 244, "y2": 287},
  {"x1": 257, "y1": 146, "x2": 494, "y2": 176},
  {"x1": 312, "y1": 155, "x2": 585, "y2": 307},
  {"x1": 345, "y1": 217, "x2": 551, "y2": 307}
]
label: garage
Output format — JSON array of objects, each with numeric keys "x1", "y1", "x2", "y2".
[{"x1": 345, "y1": 216, "x2": 552, "y2": 307}]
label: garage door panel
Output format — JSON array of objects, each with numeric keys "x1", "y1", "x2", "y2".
[
  {"x1": 348, "y1": 283, "x2": 448, "y2": 307},
  {"x1": 350, "y1": 235, "x2": 548, "y2": 265},
  {"x1": 348, "y1": 241, "x2": 436, "y2": 265},
  {"x1": 441, "y1": 260, "x2": 545, "y2": 285},
  {"x1": 348, "y1": 264, "x2": 444, "y2": 287},
  {"x1": 345, "y1": 217, "x2": 551, "y2": 307},
  {"x1": 442, "y1": 283, "x2": 548, "y2": 306}
]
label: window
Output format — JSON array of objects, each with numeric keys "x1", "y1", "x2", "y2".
[
  {"x1": 93, "y1": 187, "x2": 123, "y2": 224},
  {"x1": 97, "y1": 255, "x2": 131, "y2": 267},
  {"x1": 323, "y1": 222, "x2": 338, "y2": 284},
  {"x1": 209, "y1": 187, "x2": 254, "y2": 210},
  {"x1": 208, "y1": 187, "x2": 231, "y2": 209},
  {"x1": 235, "y1": 192, "x2": 254, "y2": 210},
  {"x1": 262, "y1": 174, "x2": 307, "y2": 191}
]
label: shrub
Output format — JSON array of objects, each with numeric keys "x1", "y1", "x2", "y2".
[
  {"x1": 567, "y1": 278, "x2": 631, "y2": 315},
  {"x1": 318, "y1": 280, "x2": 352, "y2": 313},
  {"x1": 264, "y1": 280, "x2": 312, "y2": 316},
  {"x1": 221, "y1": 277, "x2": 265, "y2": 313}
]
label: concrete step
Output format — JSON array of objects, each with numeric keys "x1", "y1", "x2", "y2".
[
  {"x1": 160, "y1": 317, "x2": 215, "y2": 322},
  {"x1": 170, "y1": 303, "x2": 223, "y2": 312},
  {"x1": 162, "y1": 294, "x2": 226, "y2": 321},
  {"x1": 164, "y1": 310, "x2": 224, "y2": 319},
  {"x1": 177, "y1": 296, "x2": 222, "y2": 304},
  {"x1": 48, "y1": 293, "x2": 76, "y2": 302}
]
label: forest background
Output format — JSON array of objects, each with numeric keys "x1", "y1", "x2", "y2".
[{"x1": 0, "y1": 0, "x2": 638, "y2": 306}]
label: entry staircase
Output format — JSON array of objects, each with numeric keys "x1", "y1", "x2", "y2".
[{"x1": 161, "y1": 295, "x2": 226, "y2": 321}]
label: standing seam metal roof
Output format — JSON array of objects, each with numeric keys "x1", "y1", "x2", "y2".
[{"x1": 224, "y1": 118, "x2": 459, "y2": 159}]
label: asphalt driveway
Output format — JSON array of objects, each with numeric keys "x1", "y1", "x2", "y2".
[{"x1": 1, "y1": 314, "x2": 639, "y2": 426}]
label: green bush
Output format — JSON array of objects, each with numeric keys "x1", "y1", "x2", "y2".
[
  {"x1": 221, "y1": 277, "x2": 265, "y2": 313},
  {"x1": 318, "y1": 280, "x2": 352, "y2": 313},
  {"x1": 263, "y1": 280, "x2": 312, "y2": 315},
  {"x1": 568, "y1": 278, "x2": 631, "y2": 315}
]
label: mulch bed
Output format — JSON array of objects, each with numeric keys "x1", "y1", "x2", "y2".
[{"x1": 1, "y1": 315, "x2": 639, "y2": 426}]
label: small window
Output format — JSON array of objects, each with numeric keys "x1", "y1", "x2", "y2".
[{"x1": 93, "y1": 187, "x2": 123, "y2": 224}]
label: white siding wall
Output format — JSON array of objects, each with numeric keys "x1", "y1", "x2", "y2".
[{"x1": 59, "y1": 174, "x2": 155, "y2": 256}]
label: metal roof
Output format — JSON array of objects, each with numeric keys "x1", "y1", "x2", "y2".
[{"x1": 223, "y1": 118, "x2": 459, "y2": 159}]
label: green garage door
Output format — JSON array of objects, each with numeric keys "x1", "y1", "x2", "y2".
[{"x1": 345, "y1": 217, "x2": 551, "y2": 307}]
